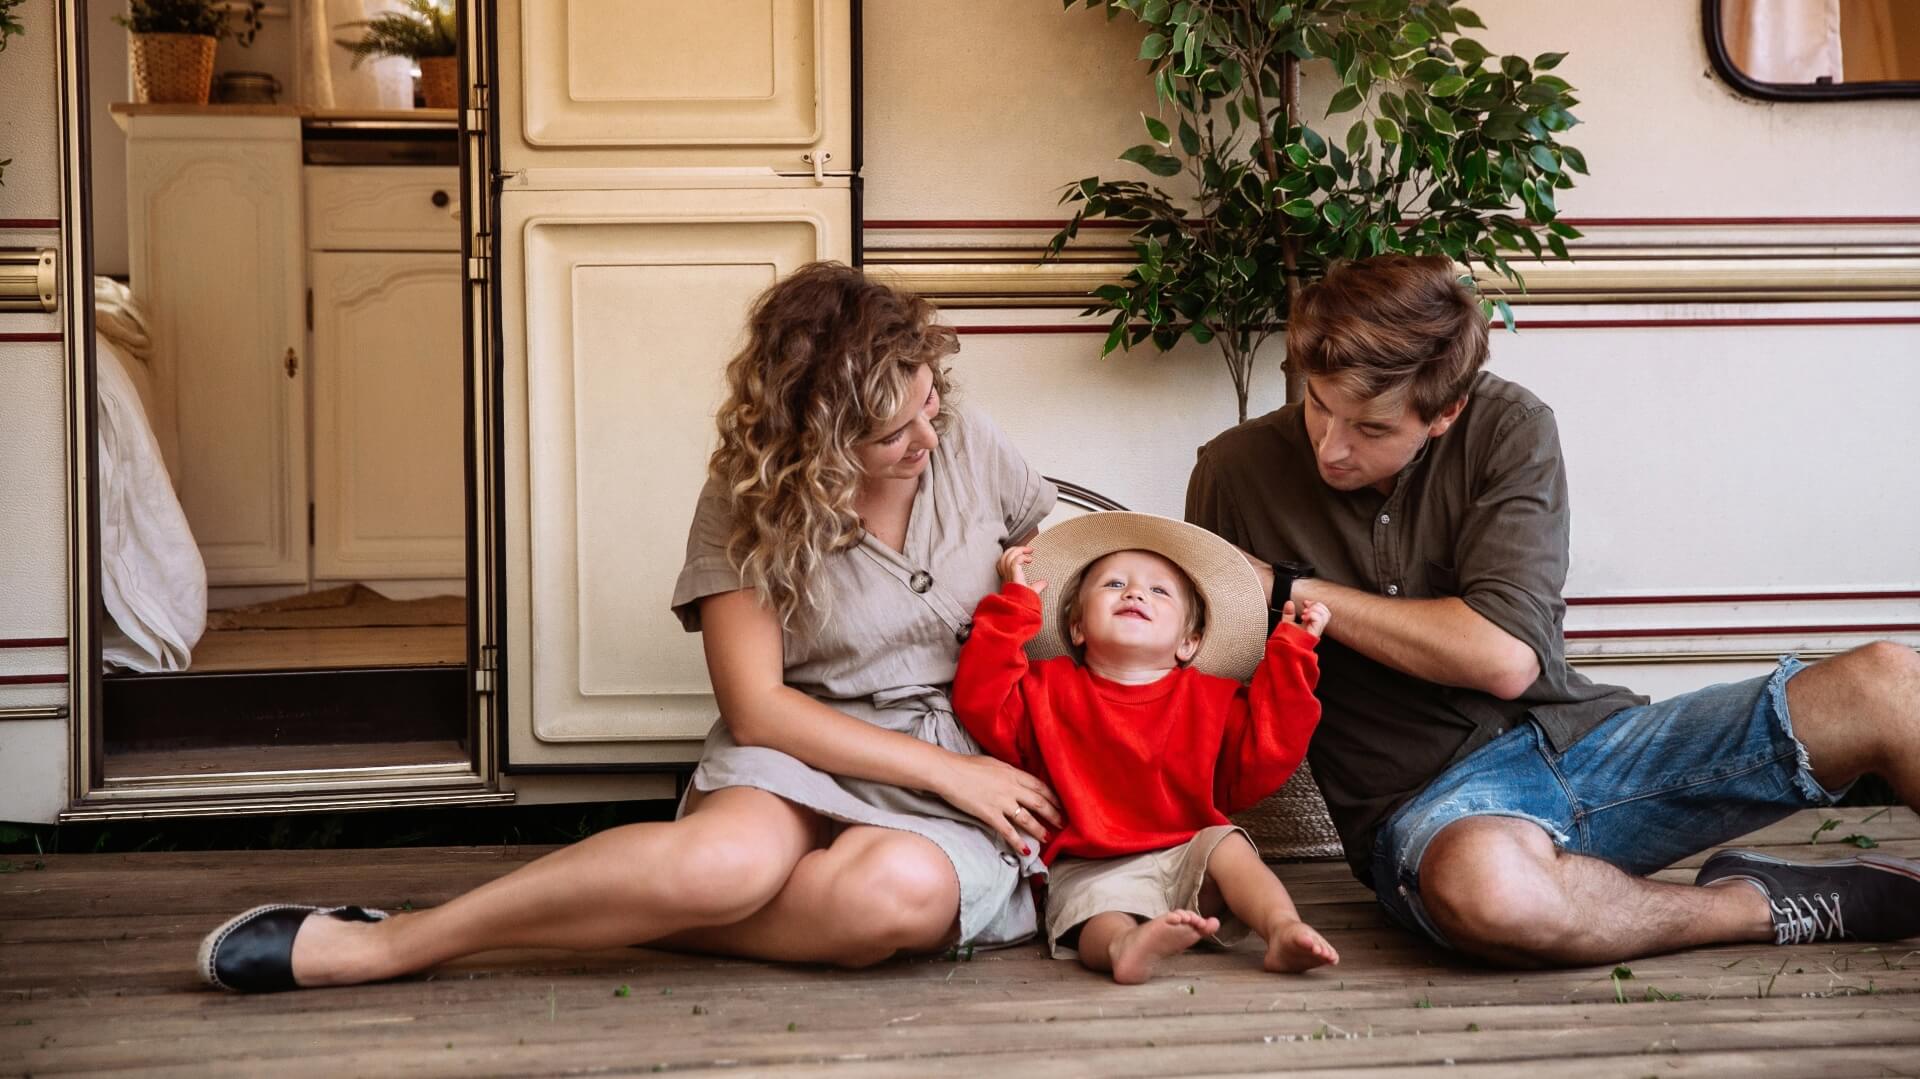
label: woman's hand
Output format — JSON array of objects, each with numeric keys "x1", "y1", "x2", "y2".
[
  {"x1": 934, "y1": 751, "x2": 1063, "y2": 855},
  {"x1": 995, "y1": 545, "x2": 1046, "y2": 594}
]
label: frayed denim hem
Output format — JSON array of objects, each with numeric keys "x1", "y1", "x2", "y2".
[{"x1": 1765, "y1": 654, "x2": 1854, "y2": 808}]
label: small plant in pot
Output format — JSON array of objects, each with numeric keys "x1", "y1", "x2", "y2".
[
  {"x1": 115, "y1": 0, "x2": 265, "y2": 106},
  {"x1": 335, "y1": 0, "x2": 459, "y2": 110}
]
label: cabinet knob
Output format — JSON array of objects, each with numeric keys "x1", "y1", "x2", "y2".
[{"x1": 430, "y1": 189, "x2": 451, "y2": 208}]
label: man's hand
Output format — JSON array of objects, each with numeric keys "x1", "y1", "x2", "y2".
[
  {"x1": 996, "y1": 545, "x2": 1047, "y2": 594},
  {"x1": 1281, "y1": 599, "x2": 1331, "y2": 638}
]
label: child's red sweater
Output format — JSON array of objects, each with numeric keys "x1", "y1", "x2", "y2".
[{"x1": 950, "y1": 582, "x2": 1321, "y2": 864}]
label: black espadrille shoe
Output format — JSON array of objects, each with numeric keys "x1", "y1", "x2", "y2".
[
  {"x1": 1696, "y1": 849, "x2": 1920, "y2": 945},
  {"x1": 197, "y1": 904, "x2": 388, "y2": 992}
]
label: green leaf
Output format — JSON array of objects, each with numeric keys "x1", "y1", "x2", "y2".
[
  {"x1": 1528, "y1": 144, "x2": 1560, "y2": 174},
  {"x1": 1144, "y1": 154, "x2": 1183, "y2": 176},
  {"x1": 1374, "y1": 117, "x2": 1401, "y2": 145},
  {"x1": 1450, "y1": 38, "x2": 1488, "y2": 65},
  {"x1": 1140, "y1": 33, "x2": 1168, "y2": 60},
  {"x1": 1347, "y1": 119, "x2": 1368, "y2": 154},
  {"x1": 1178, "y1": 118, "x2": 1200, "y2": 155},
  {"x1": 1102, "y1": 318, "x2": 1128, "y2": 356},
  {"x1": 1452, "y1": 6, "x2": 1486, "y2": 28},
  {"x1": 1842, "y1": 834, "x2": 1881, "y2": 849},
  {"x1": 1144, "y1": 114, "x2": 1171, "y2": 145},
  {"x1": 1327, "y1": 85, "x2": 1363, "y2": 115},
  {"x1": 1561, "y1": 145, "x2": 1590, "y2": 174},
  {"x1": 1119, "y1": 144, "x2": 1160, "y2": 166},
  {"x1": 1546, "y1": 233, "x2": 1569, "y2": 260},
  {"x1": 1299, "y1": 125, "x2": 1326, "y2": 157},
  {"x1": 1401, "y1": 22, "x2": 1432, "y2": 45},
  {"x1": 1427, "y1": 107, "x2": 1458, "y2": 134},
  {"x1": 1431, "y1": 74, "x2": 1469, "y2": 97},
  {"x1": 1534, "y1": 50, "x2": 1567, "y2": 70},
  {"x1": 1494, "y1": 298, "x2": 1515, "y2": 329},
  {"x1": 1321, "y1": 201, "x2": 1346, "y2": 227},
  {"x1": 1286, "y1": 143, "x2": 1311, "y2": 167},
  {"x1": 1281, "y1": 198, "x2": 1318, "y2": 218},
  {"x1": 1142, "y1": 0, "x2": 1170, "y2": 21}
]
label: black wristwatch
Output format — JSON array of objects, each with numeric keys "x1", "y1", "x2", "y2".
[{"x1": 1269, "y1": 559, "x2": 1316, "y2": 628}]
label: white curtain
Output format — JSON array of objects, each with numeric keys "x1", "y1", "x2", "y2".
[{"x1": 1723, "y1": 0, "x2": 1844, "y2": 83}]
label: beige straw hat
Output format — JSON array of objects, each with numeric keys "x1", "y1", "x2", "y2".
[{"x1": 1024, "y1": 511, "x2": 1269, "y2": 681}]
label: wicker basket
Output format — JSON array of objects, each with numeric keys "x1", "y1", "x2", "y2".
[
  {"x1": 418, "y1": 56, "x2": 460, "y2": 110},
  {"x1": 130, "y1": 33, "x2": 217, "y2": 106},
  {"x1": 1232, "y1": 759, "x2": 1345, "y2": 860}
]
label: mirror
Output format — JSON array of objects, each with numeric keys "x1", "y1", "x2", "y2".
[{"x1": 1708, "y1": 0, "x2": 1920, "y2": 98}]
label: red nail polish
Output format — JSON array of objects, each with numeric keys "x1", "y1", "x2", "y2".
[{"x1": 1021, "y1": 845, "x2": 1032, "y2": 856}]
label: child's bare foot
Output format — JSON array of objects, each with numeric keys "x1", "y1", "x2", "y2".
[
  {"x1": 1263, "y1": 919, "x2": 1339, "y2": 973},
  {"x1": 1107, "y1": 910, "x2": 1219, "y2": 985}
]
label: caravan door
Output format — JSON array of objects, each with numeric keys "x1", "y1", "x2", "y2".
[{"x1": 494, "y1": 2, "x2": 856, "y2": 769}]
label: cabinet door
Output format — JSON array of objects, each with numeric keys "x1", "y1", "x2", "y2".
[
  {"x1": 310, "y1": 252, "x2": 467, "y2": 581},
  {"x1": 501, "y1": 184, "x2": 853, "y2": 767},
  {"x1": 498, "y1": 0, "x2": 854, "y2": 176},
  {"x1": 124, "y1": 116, "x2": 307, "y2": 586}
]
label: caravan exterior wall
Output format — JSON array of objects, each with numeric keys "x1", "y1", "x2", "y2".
[{"x1": 2, "y1": 0, "x2": 1915, "y2": 822}]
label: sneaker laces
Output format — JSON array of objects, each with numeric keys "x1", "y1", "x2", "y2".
[{"x1": 1770, "y1": 891, "x2": 1846, "y2": 945}]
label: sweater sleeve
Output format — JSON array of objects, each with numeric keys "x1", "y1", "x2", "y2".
[
  {"x1": 1215, "y1": 622, "x2": 1322, "y2": 814},
  {"x1": 950, "y1": 582, "x2": 1045, "y2": 768}
]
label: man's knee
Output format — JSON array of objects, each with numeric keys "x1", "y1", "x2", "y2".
[
  {"x1": 829, "y1": 835, "x2": 960, "y2": 962},
  {"x1": 1418, "y1": 817, "x2": 1571, "y2": 960}
]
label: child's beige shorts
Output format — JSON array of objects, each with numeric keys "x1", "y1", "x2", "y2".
[{"x1": 1044, "y1": 825, "x2": 1253, "y2": 959}]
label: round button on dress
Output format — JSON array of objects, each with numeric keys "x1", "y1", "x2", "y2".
[{"x1": 910, "y1": 570, "x2": 933, "y2": 593}]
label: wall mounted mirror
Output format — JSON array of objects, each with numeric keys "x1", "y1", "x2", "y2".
[{"x1": 1706, "y1": 0, "x2": 1920, "y2": 99}]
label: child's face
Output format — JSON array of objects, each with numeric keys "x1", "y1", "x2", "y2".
[{"x1": 1069, "y1": 550, "x2": 1202, "y2": 667}]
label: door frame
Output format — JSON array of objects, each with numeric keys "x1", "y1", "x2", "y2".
[{"x1": 54, "y1": 0, "x2": 506, "y2": 817}]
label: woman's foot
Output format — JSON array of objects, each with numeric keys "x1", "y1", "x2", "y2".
[
  {"x1": 198, "y1": 904, "x2": 388, "y2": 992},
  {"x1": 288, "y1": 906, "x2": 401, "y2": 987},
  {"x1": 1263, "y1": 918, "x2": 1339, "y2": 973},
  {"x1": 1107, "y1": 910, "x2": 1219, "y2": 985}
]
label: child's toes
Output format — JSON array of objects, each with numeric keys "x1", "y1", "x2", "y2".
[{"x1": 1265, "y1": 922, "x2": 1338, "y2": 973}]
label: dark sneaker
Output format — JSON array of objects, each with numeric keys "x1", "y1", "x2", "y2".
[{"x1": 1696, "y1": 849, "x2": 1920, "y2": 945}]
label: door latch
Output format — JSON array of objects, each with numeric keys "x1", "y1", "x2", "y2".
[
  {"x1": 284, "y1": 347, "x2": 299, "y2": 378},
  {"x1": 802, "y1": 150, "x2": 831, "y2": 184}
]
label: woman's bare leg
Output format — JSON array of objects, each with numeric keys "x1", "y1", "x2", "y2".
[
  {"x1": 660, "y1": 824, "x2": 961, "y2": 968},
  {"x1": 289, "y1": 787, "x2": 820, "y2": 986}
]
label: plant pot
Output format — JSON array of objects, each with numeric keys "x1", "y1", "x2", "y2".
[
  {"x1": 417, "y1": 56, "x2": 459, "y2": 110},
  {"x1": 129, "y1": 33, "x2": 217, "y2": 106}
]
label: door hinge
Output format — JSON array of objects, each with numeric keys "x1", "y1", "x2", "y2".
[
  {"x1": 466, "y1": 254, "x2": 489, "y2": 284},
  {"x1": 475, "y1": 643, "x2": 499, "y2": 695}
]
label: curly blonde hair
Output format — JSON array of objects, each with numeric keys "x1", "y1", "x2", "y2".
[{"x1": 709, "y1": 262, "x2": 957, "y2": 626}]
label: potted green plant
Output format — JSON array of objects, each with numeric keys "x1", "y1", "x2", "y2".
[
  {"x1": 114, "y1": 0, "x2": 265, "y2": 106},
  {"x1": 1049, "y1": 0, "x2": 1588, "y2": 420},
  {"x1": 335, "y1": 0, "x2": 458, "y2": 110},
  {"x1": 0, "y1": 0, "x2": 24, "y2": 185}
]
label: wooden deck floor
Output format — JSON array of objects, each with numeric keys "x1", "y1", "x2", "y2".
[{"x1": 4, "y1": 807, "x2": 1916, "y2": 1078}]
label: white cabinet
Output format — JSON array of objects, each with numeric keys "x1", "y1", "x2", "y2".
[
  {"x1": 309, "y1": 252, "x2": 466, "y2": 581},
  {"x1": 307, "y1": 166, "x2": 465, "y2": 582},
  {"x1": 122, "y1": 113, "x2": 308, "y2": 587},
  {"x1": 121, "y1": 113, "x2": 466, "y2": 591}
]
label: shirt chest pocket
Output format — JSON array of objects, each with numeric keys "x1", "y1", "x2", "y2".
[{"x1": 1424, "y1": 561, "x2": 1460, "y2": 599}]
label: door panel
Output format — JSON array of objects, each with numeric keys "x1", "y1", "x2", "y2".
[
  {"x1": 123, "y1": 116, "x2": 307, "y2": 586},
  {"x1": 501, "y1": 184, "x2": 853, "y2": 766},
  {"x1": 499, "y1": 0, "x2": 853, "y2": 174},
  {"x1": 310, "y1": 252, "x2": 467, "y2": 581}
]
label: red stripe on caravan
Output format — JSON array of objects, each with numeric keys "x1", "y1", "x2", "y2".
[
  {"x1": 1567, "y1": 591, "x2": 1920, "y2": 606},
  {"x1": 0, "y1": 219, "x2": 61, "y2": 229},
  {"x1": 0, "y1": 638, "x2": 66, "y2": 649},
  {"x1": 0, "y1": 674, "x2": 66, "y2": 686},
  {"x1": 1565, "y1": 624, "x2": 1920, "y2": 641}
]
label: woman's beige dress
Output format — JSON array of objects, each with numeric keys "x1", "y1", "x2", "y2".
[{"x1": 670, "y1": 406, "x2": 1058, "y2": 947}]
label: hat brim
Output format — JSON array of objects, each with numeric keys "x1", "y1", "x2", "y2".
[{"x1": 1025, "y1": 512, "x2": 1268, "y2": 681}]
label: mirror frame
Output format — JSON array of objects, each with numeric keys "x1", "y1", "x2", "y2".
[{"x1": 1704, "y1": 0, "x2": 1920, "y2": 100}]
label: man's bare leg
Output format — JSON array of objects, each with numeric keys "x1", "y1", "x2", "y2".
[
  {"x1": 1419, "y1": 816, "x2": 1772, "y2": 967},
  {"x1": 1781, "y1": 641, "x2": 1920, "y2": 805}
]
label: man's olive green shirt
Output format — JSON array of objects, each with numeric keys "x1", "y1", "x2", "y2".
[{"x1": 1186, "y1": 371, "x2": 1645, "y2": 883}]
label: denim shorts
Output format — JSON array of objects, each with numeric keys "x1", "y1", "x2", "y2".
[{"x1": 1371, "y1": 656, "x2": 1851, "y2": 949}]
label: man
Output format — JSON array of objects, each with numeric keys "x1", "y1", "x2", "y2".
[{"x1": 1185, "y1": 254, "x2": 1920, "y2": 966}]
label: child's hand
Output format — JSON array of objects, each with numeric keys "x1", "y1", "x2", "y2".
[
  {"x1": 1281, "y1": 600, "x2": 1330, "y2": 638},
  {"x1": 996, "y1": 545, "x2": 1046, "y2": 594}
]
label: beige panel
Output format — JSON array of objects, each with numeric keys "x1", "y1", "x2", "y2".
[
  {"x1": 305, "y1": 167, "x2": 463, "y2": 253},
  {"x1": 0, "y1": 339, "x2": 69, "y2": 645},
  {"x1": 0, "y1": 720, "x2": 70, "y2": 824},
  {"x1": 124, "y1": 115, "x2": 308, "y2": 586},
  {"x1": 310, "y1": 252, "x2": 466, "y2": 581},
  {"x1": 501, "y1": 183, "x2": 852, "y2": 766},
  {"x1": 861, "y1": 0, "x2": 1920, "y2": 221},
  {"x1": 501, "y1": 0, "x2": 852, "y2": 174}
]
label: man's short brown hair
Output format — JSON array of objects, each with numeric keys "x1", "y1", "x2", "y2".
[{"x1": 1286, "y1": 255, "x2": 1489, "y2": 422}]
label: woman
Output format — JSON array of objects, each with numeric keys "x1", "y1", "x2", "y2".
[{"x1": 197, "y1": 262, "x2": 1065, "y2": 990}]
